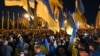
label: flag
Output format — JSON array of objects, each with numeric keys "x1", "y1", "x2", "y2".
[
  {"x1": 4, "y1": 0, "x2": 35, "y2": 9},
  {"x1": 22, "y1": 18, "x2": 30, "y2": 28},
  {"x1": 96, "y1": 7, "x2": 100, "y2": 29},
  {"x1": 66, "y1": 11, "x2": 77, "y2": 36},
  {"x1": 58, "y1": 8, "x2": 64, "y2": 28},
  {"x1": 75, "y1": 0, "x2": 85, "y2": 15},
  {"x1": 23, "y1": 0, "x2": 34, "y2": 26},
  {"x1": 4, "y1": 0, "x2": 34, "y2": 26},
  {"x1": 36, "y1": 0, "x2": 59, "y2": 33},
  {"x1": 74, "y1": 0, "x2": 87, "y2": 29},
  {"x1": 29, "y1": 0, "x2": 35, "y2": 9},
  {"x1": 66, "y1": 11, "x2": 77, "y2": 53},
  {"x1": 73, "y1": 10, "x2": 87, "y2": 29},
  {"x1": 49, "y1": 0, "x2": 63, "y2": 9},
  {"x1": 49, "y1": 0, "x2": 63, "y2": 15},
  {"x1": 73, "y1": 12, "x2": 83, "y2": 24},
  {"x1": 36, "y1": 38, "x2": 49, "y2": 54},
  {"x1": 44, "y1": 38, "x2": 49, "y2": 51}
]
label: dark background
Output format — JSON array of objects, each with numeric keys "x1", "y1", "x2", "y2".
[{"x1": 0, "y1": 0, "x2": 100, "y2": 25}]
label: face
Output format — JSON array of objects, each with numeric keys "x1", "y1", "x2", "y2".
[
  {"x1": 35, "y1": 48, "x2": 41, "y2": 53},
  {"x1": 78, "y1": 44, "x2": 82, "y2": 49},
  {"x1": 89, "y1": 45, "x2": 94, "y2": 51},
  {"x1": 97, "y1": 38, "x2": 100, "y2": 43},
  {"x1": 4, "y1": 40, "x2": 8, "y2": 45}
]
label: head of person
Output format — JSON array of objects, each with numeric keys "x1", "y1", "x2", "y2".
[
  {"x1": 0, "y1": 37, "x2": 3, "y2": 42},
  {"x1": 34, "y1": 45, "x2": 41, "y2": 53},
  {"x1": 3, "y1": 40, "x2": 8, "y2": 45},
  {"x1": 78, "y1": 43, "x2": 85, "y2": 49},
  {"x1": 89, "y1": 43, "x2": 96, "y2": 51},
  {"x1": 97, "y1": 37, "x2": 100, "y2": 43}
]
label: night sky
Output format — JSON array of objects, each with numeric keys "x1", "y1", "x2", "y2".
[{"x1": 0, "y1": 0, "x2": 100, "y2": 25}]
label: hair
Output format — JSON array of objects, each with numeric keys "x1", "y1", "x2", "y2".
[{"x1": 89, "y1": 43, "x2": 97, "y2": 49}]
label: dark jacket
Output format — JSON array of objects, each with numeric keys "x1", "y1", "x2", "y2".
[
  {"x1": 90, "y1": 50, "x2": 100, "y2": 56},
  {"x1": 1, "y1": 45, "x2": 12, "y2": 56},
  {"x1": 0, "y1": 42, "x2": 3, "y2": 56}
]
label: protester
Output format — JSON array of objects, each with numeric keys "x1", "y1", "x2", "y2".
[
  {"x1": 89, "y1": 43, "x2": 100, "y2": 56},
  {"x1": 1, "y1": 40, "x2": 12, "y2": 56},
  {"x1": 0, "y1": 29, "x2": 100, "y2": 56},
  {"x1": 34, "y1": 45, "x2": 46, "y2": 56}
]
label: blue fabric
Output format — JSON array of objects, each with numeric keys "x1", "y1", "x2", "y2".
[
  {"x1": 44, "y1": 38, "x2": 49, "y2": 51},
  {"x1": 34, "y1": 53, "x2": 46, "y2": 56},
  {"x1": 66, "y1": 10, "x2": 77, "y2": 44},
  {"x1": 77, "y1": 0, "x2": 85, "y2": 14},
  {"x1": 17, "y1": 41, "x2": 24, "y2": 52},
  {"x1": 49, "y1": 45, "x2": 57, "y2": 56},
  {"x1": 41, "y1": 0, "x2": 54, "y2": 20},
  {"x1": 58, "y1": 8, "x2": 64, "y2": 28},
  {"x1": 37, "y1": 38, "x2": 49, "y2": 51}
]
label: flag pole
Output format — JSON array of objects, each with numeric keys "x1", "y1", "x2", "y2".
[
  {"x1": 17, "y1": 13, "x2": 19, "y2": 30},
  {"x1": 7, "y1": 11, "x2": 9, "y2": 30},
  {"x1": 12, "y1": 12, "x2": 15, "y2": 30},
  {"x1": 2, "y1": 11, "x2": 4, "y2": 30},
  {"x1": 33, "y1": 0, "x2": 38, "y2": 29}
]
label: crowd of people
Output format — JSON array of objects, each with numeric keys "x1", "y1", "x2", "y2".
[{"x1": 0, "y1": 29, "x2": 100, "y2": 56}]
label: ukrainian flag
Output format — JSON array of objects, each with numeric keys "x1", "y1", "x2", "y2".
[{"x1": 36, "y1": 0, "x2": 59, "y2": 33}]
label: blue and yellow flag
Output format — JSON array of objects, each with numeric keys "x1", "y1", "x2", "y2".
[
  {"x1": 96, "y1": 6, "x2": 100, "y2": 29},
  {"x1": 66, "y1": 11, "x2": 77, "y2": 36},
  {"x1": 75, "y1": 0, "x2": 85, "y2": 15},
  {"x1": 73, "y1": 0, "x2": 86, "y2": 29},
  {"x1": 58, "y1": 8, "x2": 64, "y2": 28},
  {"x1": 36, "y1": 0, "x2": 59, "y2": 33},
  {"x1": 4, "y1": 0, "x2": 34, "y2": 26},
  {"x1": 23, "y1": 0, "x2": 34, "y2": 26},
  {"x1": 66, "y1": 11, "x2": 77, "y2": 54},
  {"x1": 4, "y1": 0, "x2": 35, "y2": 9}
]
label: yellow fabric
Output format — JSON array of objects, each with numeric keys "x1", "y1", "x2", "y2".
[
  {"x1": 72, "y1": 47, "x2": 78, "y2": 56},
  {"x1": 65, "y1": 19, "x2": 73, "y2": 35},
  {"x1": 36, "y1": 0, "x2": 59, "y2": 33},
  {"x1": 49, "y1": 0, "x2": 63, "y2": 9},
  {"x1": 23, "y1": 0, "x2": 29, "y2": 12},
  {"x1": 75, "y1": 0, "x2": 82, "y2": 15},
  {"x1": 73, "y1": 12, "x2": 83, "y2": 23},
  {"x1": 4, "y1": 0, "x2": 35, "y2": 8},
  {"x1": 22, "y1": 18, "x2": 30, "y2": 28},
  {"x1": 67, "y1": 43, "x2": 78, "y2": 56},
  {"x1": 96, "y1": 11, "x2": 100, "y2": 28}
]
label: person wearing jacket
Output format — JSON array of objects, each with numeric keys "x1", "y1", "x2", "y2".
[
  {"x1": 89, "y1": 43, "x2": 100, "y2": 56},
  {"x1": 1, "y1": 40, "x2": 12, "y2": 56}
]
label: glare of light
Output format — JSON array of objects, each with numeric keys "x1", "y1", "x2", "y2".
[
  {"x1": 24, "y1": 14, "x2": 30, "y2": 18},
  {"x1": 66, "y1": 26, "x2": 73, "y2": 35},
  {"x1": 31, "y1": 16, "x2": 34, "y2": 20},
  {"x1": 61, "y1": 28, "x2": 64, "y2": 30},
  {"x1": 84, "y1": 32, "x2": 88, "y2": 36},
  {"x1": 64, "y1": 20, "x2": 67, "y2": 24},
  {"x1": 55, "y1": 19, "x2": 58, "y2": 22}
]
